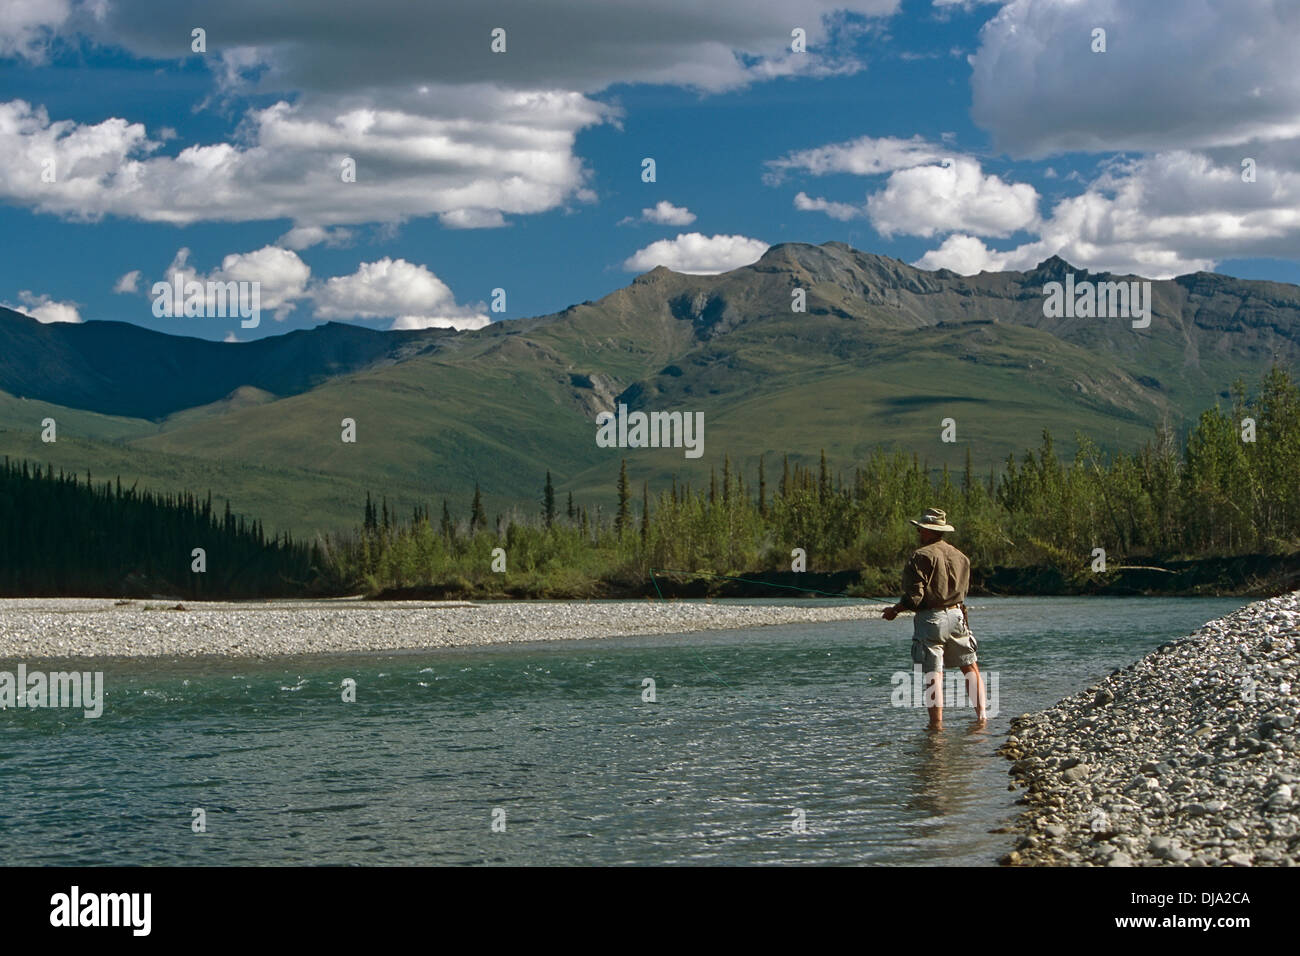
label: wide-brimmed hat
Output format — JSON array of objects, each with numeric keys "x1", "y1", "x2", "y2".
[{"x1": 910, "y1": 508, "x2": 955, "y2": 532}]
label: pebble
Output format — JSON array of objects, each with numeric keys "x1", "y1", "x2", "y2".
[
  {"x1": 1000, "y1": 591, "x2": 1300, "y2": 867},
  {"x1": 0, "y1": 597, "x2": 890, "y2": 658}
]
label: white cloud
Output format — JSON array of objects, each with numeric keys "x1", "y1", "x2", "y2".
[
  {"x1": 639, "y1": 201, "x2": 697, "y2": 226},
  {"x1": 439, "y1": 208, "x2": 508, "y2": 229},
  {"x1": 141, "y1": 245, "x2": 487, "y2": 328},
  {"x1": 152, "y1": 245, "x2": 311, "y2": 320},
  {"x1": 912, "y1": 148, "x2": 1300, "y2": 278},
  {"x1": 0, "y1": 1, "x2": 903, "y2": 233},
  {"x1": 388, "y1": 313, "x2": 487, "y2": 331},
  {"x1": 212, "y1": 246, "x2": 312, "y2": 316},
  {"x1": 867, "y1": 157, "x2": 1039, "y2": 239},
  {"x1": 623, "y1": 233, "x2": 769, "y2": 275},
  {"x1": 113, "y1": 269, "x2": 141, "y2": 293},
  {"x1": 970, "y1": 0, "x2": 1300, "y2": 157},
  {"x1": 312, "y1": 257, "x2": 488, "y2": 330},
  {"x1": 0, "y1": 0, "x2": 71, "y2": 62},
  {"x1": 913, "y1": 235, "x2": 1014, "y2": 274},
  {"x1": 4, "y1": 289, "x2": 81, "y2": 323},
  {"x1": 766, "y1": 134, "x2": 949, "y2": 183},
  {"x1": 773, "y1": 126, "x2": 1300, "y2": 277},
  {"x1": 277, "y1": 225, "x2": 353, "y2": 250},
  {"x1": 0, "y1": 93, "x2": 610, "y2": 230},
  {"x1": 793, "y1": 190, "x2": 864, "y2": 221},
  {"x1": 773, "y1": 135, "x2": 1038, "y2": 239}
]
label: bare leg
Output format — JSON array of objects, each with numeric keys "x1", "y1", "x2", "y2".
[
  {"x1": 960, "y1": 663, "x2": 987, "y2": 724},
  {"x1": 925, "y1": 668, "x2": 943, "y2": 729}
]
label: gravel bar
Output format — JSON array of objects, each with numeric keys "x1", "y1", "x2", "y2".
[
  {"x1": 999, "y1": 591, "x2": 1300, "y2": 867},
  {"x1": 0, "y1": 597, "x2": 886, "y2": 659}
]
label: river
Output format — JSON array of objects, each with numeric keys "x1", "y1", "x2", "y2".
[{"x1": 0, "y1": 596, "x2": 1245, "y2": 865}]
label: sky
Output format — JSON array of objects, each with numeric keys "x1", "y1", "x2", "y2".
[{"x1": 2, "y1": 0, "x2": 1299, "y2": 341}]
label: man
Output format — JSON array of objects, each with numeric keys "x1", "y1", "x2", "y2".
[{"x1": 882, "y1": 508, "x2": 987, "y2": 728}]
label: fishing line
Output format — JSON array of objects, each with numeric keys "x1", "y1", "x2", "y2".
[
  {"x1": 649, "y1": 567, "x2": 864, "y2": 600},
  {"x1": 647, "y1": 567, "x2": 879, "y2": 691}
]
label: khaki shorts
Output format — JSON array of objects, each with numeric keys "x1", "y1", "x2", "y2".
[{"x1": 911, "y1": 607, "x2": 978, "y2": 672}]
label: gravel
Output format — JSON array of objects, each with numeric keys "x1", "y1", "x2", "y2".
[
  {"x1": 999, "y1": 590, "x2": 1300, "y2": 867},
  {"x1": 0, "y1": 597, "x2": 887, "y2": 659}
]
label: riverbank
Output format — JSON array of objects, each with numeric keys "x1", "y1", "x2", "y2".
[
  {"x1": 0, "y1": 597, "x2": 887, "y2": 658},
  {"x1": 367, "y1": 550, "x2": 1300, "y2": 601},
  {"x1": 999, "y1": 590, "x2": 1300, "y2": 866}
]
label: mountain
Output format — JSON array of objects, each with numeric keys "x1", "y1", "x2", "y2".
[
  {"x1": 0, "y1": 308, "x2": 451, "y2": 419},
  {"x1": 1, "y1": 241, "x2": 1296, "y2": 537}
]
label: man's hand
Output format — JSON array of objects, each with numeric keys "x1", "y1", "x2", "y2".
[{"x1": 882, "y1": 605, "x2": 899, "y2": 621}]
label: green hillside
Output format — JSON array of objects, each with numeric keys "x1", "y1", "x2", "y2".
[{"x1": 2, "y1": 242, "x2": 1296, "y2": 538}]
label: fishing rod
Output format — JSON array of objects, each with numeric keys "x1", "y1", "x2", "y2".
[{"x1": 646, "y1": 568, "x2": 888, "y2": 691}]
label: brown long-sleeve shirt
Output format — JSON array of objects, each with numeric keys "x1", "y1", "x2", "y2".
[{"x1": 899, "y1": 539, "x2": 970, "y2": 611}]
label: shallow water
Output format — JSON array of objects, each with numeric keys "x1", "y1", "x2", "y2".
[{"x1": 0, "y1": 596, "x2": 1244, "y2": 865}]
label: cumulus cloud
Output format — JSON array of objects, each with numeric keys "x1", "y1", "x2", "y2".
[
  {"x1": 153, "y1": 246, "x2": 311, "y2": 320},
  {"x1": 211, "y1": 246, "x2": 312, "y2": 316},
  {"x1": 774, "y1": 135, "x2": 1038, "y2": 239},
  {"x1": 912, "y1": 147, "x2": 1300, "y2": 278},
  {"x1": 87, "y1": 0, "x2": 897, "y2": 96},
  {"x1": 0, "y1": 1, "x2": 903, "y2": 234},
  {"x1": 137, "y1": 244, "x2": 487, "y2": 329},
  {"x1": 0, "y1": 93, "x2": 609, "y2": 230},
  {"x1": 970, "y1": 0, "x2": 1300, "y2": 157},
  {"x1": 0, "y1": 0, "x2": 72, "y2": 62},
  {"x1": 623, "y1": 233, "x2": 769, "y2": 275},
  {"x1": 3, "y1": 289, "x2": 81, "y2": 323},
  {"x1": 913, "y1": 235, "x2": 1015, "y2": 274},
  {"x1": 113, "y1": 269, "x2": 141, "y2": 293},
  {"x1": 312, "y1": 257, "x2": 489, "y2": 330},
  {"x1": 277, "y1": 225, "x2": 353, "y2": 250},
  {"x1": 794, "y1": 191, "x2": 864, "y2": 221},
  {"x1": 765, "y1": 134, "x2": 949, "y2": 183},
  {"x1": 634, "y1": 201, "x2": 697, "y2": 226},
  {"x1": 867, "y1": 157, "x2": 1039, "y2": 238}
]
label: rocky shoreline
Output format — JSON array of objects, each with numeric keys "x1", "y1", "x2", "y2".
[
  {"x1": 0, "y1": 597, "x2": 885, "y2": 658},
  {"x1": 999, "y1": 590, "x2": 1300, "y2": 866}
]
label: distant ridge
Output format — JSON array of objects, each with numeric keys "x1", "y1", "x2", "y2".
[
  {"x1": 1, "y1": 241, "x2": 1297, "y2": 535},
  {"x1": 0, "y1": 310, "x2": 454, "y2": 420}
]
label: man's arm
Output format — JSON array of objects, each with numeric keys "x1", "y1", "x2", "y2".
[{"x1": 883, "y1": 553, "x2": 928, "y2": 620}]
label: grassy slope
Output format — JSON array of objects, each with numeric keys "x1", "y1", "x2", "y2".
[{"x1": 1, "y1": 244, "x2": 1294, "y2": 538}]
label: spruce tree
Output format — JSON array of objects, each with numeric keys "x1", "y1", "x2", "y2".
[
  {"x1": 640, "y1": 481, "x2": 650, "y2": 546},
  {"x1": 543, "y1": 471, "x2": 556, "y2": 528},
  {"x1": 616, "y1": 459, "x2": 630, "y2": 534},
  {"x1": 470, "y1": 484, "x2": 485, "y2": 533}
]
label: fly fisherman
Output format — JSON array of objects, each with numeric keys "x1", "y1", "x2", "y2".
[{"x1": 882, "y1": 508, "x2": 987, "y2": 729}]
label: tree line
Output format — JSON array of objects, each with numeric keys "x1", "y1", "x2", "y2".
[
  {"x1": 333, "y1": 367, "x2": 1300, "y2": 597},
  {"x1": 1, "y1": 366, "x2": 1294, "y2": 598},
  {"x1": 0, "y1": 458, "x2": 320, "y2": 597}
]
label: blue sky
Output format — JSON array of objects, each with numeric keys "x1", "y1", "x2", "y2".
[{"x1": 2, "y1": 0, "x2": 1299, "y2": 341}]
